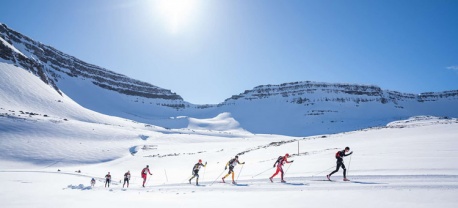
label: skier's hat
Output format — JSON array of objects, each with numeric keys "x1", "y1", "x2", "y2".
[{"x1": 345, "y1": 147, "x2": 350, "y2": 150}]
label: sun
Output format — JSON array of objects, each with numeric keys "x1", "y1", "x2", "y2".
[{"x1": 155, "y1": 0, "x2": 199, "y2": 34}]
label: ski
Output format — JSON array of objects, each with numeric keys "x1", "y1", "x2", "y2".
[{"x1": 219, "y1": 182, "x2": 248, "y2": 186}]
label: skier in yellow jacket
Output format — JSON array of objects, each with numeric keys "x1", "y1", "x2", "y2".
[{"x1": 222, "y1": 155, "x2": 245, "y2": 184}]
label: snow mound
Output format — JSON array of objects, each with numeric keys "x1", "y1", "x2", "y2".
[
  {"x1": 187, "y1": 112, "x2": 242, "y2": 131},
  {"x1": 387, "y1": 116, "x2": 458, "y2": 128}
]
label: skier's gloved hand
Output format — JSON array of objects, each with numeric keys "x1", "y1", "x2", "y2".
[
  {"x1": 242, "y1": 162, "x2": 246, "y2": 164},
  {"x1": 225, "y1": 166, "x2": 227, "y2": 170},
  {"x1": 291, "y1": 160, "x2": 294, "y2": 162},
  {"x1": 349, "y1": 151, "x2": 353, "y2": 155},
  {"x1": 273, "y1": 164, "x2": 276, "y2": 168},
  {"x1": 205, "y1": 162, "x2": 207, "y2": 165}
]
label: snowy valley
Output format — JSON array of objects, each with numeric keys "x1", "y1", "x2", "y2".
[{"x1": 1, "y1": 23, "x2": 458, "y2": 207}]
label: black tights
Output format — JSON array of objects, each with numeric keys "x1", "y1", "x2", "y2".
[{"x1": 329, "y1": 161, "x2": 346, "y2": 178}]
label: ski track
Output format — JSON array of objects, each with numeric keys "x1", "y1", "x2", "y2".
[{"x1": 1, "y1": 170, "x2": 457, "y2": 192}]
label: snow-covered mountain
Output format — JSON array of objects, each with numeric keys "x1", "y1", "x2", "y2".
[
  {"x1": 212, "y1": 82, "x2": 458, "y2": 135},
  {"x1": 0, "y1": 23, "x2": 185, "y2": 105},
  {"x1": 1, "y1": 22, "x2": 458, "y2": 136}
]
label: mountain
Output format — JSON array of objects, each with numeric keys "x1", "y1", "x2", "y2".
[
  {"x1": 211, "y1": 81, "x2": 458, "y2": 135},
  {"x1": 1, "y1": 23, "x2": 458, "y2": 136},
  {"x1": 0, "y1": 23, "x2": 185, "y2": 106}
]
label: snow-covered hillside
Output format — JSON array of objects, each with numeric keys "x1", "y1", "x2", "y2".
[
  {"x1": 1, "y1": 106, "x2": 457, "y2": 207},
  {"x1": 2, "y1": 23, "x2": 458, "y2": 136}
]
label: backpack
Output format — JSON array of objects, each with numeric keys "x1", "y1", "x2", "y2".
[
  {"x1": 335, "y1": 151, "x2": 341, "y2": 159},
  {"x1": 276, "y1": 156, "x2": 283, "y2": 163}
]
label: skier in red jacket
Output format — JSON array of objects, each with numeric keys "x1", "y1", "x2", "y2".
[
  {"x1": 269, "y1": 153, "x2": 294, "y2": 183},
  {"x1": 141, "y1": 165, "x2": 152, "y2": 187}
]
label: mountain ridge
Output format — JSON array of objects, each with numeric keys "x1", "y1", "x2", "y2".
[
  {"x1": 1, "y1": 22, "x2": 458, "y2": 136},
  {"x1": 0, "y1": 23, "x2": 182, "y2": 101}
]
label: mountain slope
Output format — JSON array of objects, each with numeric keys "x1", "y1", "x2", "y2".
[{"x1": 1, "y1": 23, "x2": 458, "y2": 136}]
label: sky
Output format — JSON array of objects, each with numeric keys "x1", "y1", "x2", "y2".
[{"x1": 1, "y1": 0, "x2": 458, "y2": 104}]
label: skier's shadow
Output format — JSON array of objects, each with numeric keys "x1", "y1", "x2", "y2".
[
  {"x1": 309, "y1": 180, "x2": 386, "y2": 185},
  {"x1": 284, "y1": 182, "x2": 308, "y2": 186},
  {"x1": 350, "y1": 181, "x2": 387, "y2": 185}
]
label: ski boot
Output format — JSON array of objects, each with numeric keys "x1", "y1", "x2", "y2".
[
  {"x1": 222, "y1": 177, "x2": 225, "y2": 183},
  {"x1": 281, "y1": 180, "x2": 286, "y2": 183},
  {"x1": 326, "y1": 175, "x2": 330, "y2": 181},
  {"x1": 269, "y1": 177, "x2": 273, "y2": 183},
  {"x1": 343, "y1": 178, "x2": 350, "y2": 181},
  {"x1": 232, "y1": 181, "x2": 237, "y2": 185}
]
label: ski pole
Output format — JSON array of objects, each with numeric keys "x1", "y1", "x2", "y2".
[
  {"x1": 311, "y1": 165, "x2": 335, "y2": 177},
  {"x1": 285, "y1": 163, "x2": 293, "y2": 174},
  {"x1": 181, "y1": 175, "x2": 193, "y2": 184},
  {"x1": 236, "y1": 164, "x2": 244, "y2": 182},
  {"x1": 252, "y1": 167, "x2": 274, "y2": 178},
  {"x1": 203, "y1": 166, "x2": 206, "y2": 182},
  {"x1": 347, "y1": 154, "x2": 352, "y2": 177},
  {"x1": 210, "y1": 168, "x2": 227, "y2": 186},
  {"x1": 164, "y1": 169, "x2": 168, "y2": 183}
]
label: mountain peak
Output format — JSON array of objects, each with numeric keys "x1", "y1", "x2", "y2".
[{"x1": 0, "y1": 23, "x2": 182, "y2": 101}]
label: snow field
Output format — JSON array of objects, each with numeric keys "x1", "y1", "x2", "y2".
[{"x1": 1, "y1": 116, "x2": 458, "y2": 207}]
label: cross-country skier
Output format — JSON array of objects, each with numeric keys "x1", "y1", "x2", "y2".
[
  {"x1": 123, "y1": 170, "x2": 131, "y2": 188},
  {"x1": 189, "y1": 159, "x2": 207, "y2": 185},
  {"x1": 90, "y1": 178, "x2": 96, "y2": 187},
  {"x1": 141, "y1": 165, "x2": 152, "y2": 187},
  {"x1": 269, "y1": 153, "x2": 294, "y2": 183},
  {"x1": 327, "y1": 147, "x2": 353, "y2": 181},
  {"x1": 105, "y1": 172, "x2": 111, "y2": 188},
  {"x1": 222, "y1": 155, "x2": 245, "y2": 184}
]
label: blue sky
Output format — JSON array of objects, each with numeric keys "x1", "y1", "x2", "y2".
[{"x1": 1, "y1": 0, "x2": 458, "y2": 104}]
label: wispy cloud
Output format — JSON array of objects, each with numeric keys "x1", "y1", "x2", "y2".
[{"x1": 446, "y1": 65, "x2": 458, "y2": 72}]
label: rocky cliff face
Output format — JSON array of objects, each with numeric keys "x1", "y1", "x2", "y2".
[
  {"x1": 222, "y1": 81, "x2": 458, "y2": 106},
  {"x1": 0, "y1": 25, "x2": 61, "y2": 95},
  {"x1": 0, "y1": 23, "x2": 182, "y2": 101}
]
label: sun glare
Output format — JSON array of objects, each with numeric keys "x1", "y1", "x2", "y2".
[{"x1": 156, "y1": 0, "x2": 199, "y2": 34}]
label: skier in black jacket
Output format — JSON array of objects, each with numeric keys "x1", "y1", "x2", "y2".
[
  {"x1": 189, "y1": 159, "x2": 207, "y2": 185},
  {"x1": 327, "y1": 147, "x2": 353, "y2": 181}
]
